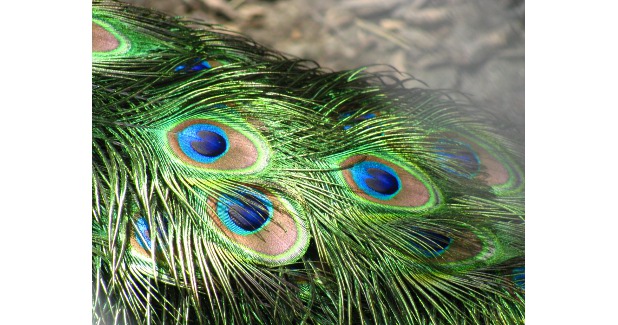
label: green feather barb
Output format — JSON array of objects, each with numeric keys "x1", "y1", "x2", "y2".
[{"x1": 92, "y1": 1, "x2": 524, "y2": 324}]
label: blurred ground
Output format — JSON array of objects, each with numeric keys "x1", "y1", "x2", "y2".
[{"x1": 125, "y1": 0, "x2": 524, "y2": 142}]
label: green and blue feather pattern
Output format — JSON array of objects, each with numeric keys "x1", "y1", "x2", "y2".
[{"x1": 92, "y1": 1, "x2": 524, "y2": 324}]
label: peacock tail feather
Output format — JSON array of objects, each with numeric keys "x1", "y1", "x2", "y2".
[{"x1": 92, "y1": 1, "x2": 524, "y2": 324}]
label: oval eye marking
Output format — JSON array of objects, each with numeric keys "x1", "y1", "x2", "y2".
[
  {"x1": 341, "y1": 155, "x2": 434, "y2": 208},
  {"x1": 168, "y1": 119, "x2": 261, "y2": 171},
  {"x1": 207, "y1": 189, "x2": 301, "y2": 257},
  {"x1": 440, "y1": 133, "x2": 512, "y2": 187}
]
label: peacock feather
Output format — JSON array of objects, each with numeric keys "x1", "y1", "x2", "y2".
[{"x1": 92, "y1": 1, "x2": 524, "y2": 324}]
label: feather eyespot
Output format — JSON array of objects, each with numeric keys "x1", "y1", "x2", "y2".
[
  {"x1": 409, "y1": 227, "x2": 494, "y2": 266},
  {"x1": 207, "y1": 187, "x2": 309, "y2": 265},
  {"x1": 440, "y1": 133, "x2": 524, "y2": 195},
  {"x1": 168, "y1": 119, "x2": 268, "y2": 173},
  {"x1": 341, "y1": 155, "x2": 440, "y2": 209}
]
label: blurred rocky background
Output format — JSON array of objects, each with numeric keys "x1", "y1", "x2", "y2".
[{"x1": 125, "y1": 0, "x2": 524, "y2": 142}]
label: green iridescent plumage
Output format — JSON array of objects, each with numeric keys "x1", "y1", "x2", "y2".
[{"x1": 92, "y1": 1, "x2": 524, "y2": 324}]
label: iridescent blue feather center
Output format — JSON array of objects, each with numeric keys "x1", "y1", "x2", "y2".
[
  {"x1": 177, "y1": 124, "x2": 229, "y2": 163},
  {"x1": 217, "y1": 191, "x2": 273, "y2": 235},
  {"x1": 350, "y1": 161, "x2": 401, "y2": 200}
]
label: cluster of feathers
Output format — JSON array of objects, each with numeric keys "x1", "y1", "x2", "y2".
[{"x1": 92, "y1": 1, "x2": 525, "y2": 324}]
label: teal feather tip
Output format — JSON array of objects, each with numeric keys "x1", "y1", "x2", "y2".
[{"x1": 92, "y1": 1, "x2": 524, "y2": 324}]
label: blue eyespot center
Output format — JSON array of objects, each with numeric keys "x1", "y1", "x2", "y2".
[
  {"x1": 409, "y1": 230, "x2": 452, "y2": 257},
  {"x1": 512, "y1": 267, "x2": 525, "y2": 290},
  {"x1": 134, "y1": 217, "x2": 168, "y2": 251},
  {"x1": 174, "y1": 59, "x2": 212, "y2": 72},
  {"x1": 190, "y1": 130, "x2": 227, "y2": 157},
  {"x1": 135, "y1": 217, "x2": 151, "y2": 250},
  {"x1": 217, "y1": 191, "x2": 273, "y2": 235},
  {"x1": 177, "y1": 124, "x2": 229, "y2": 163},
  {"x1": 365, "y1": 168, "x2": 399, "y2": 195},
  {"x1": 351, "y1": 161, "x2": 401, "y2": 200},
  {"x1": 435, "y1": 139, "x2": 481, "y2": 178},
  {"x1": 340, "y1": 112, "x2": 377, "y2": 130}
]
